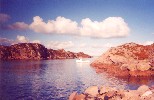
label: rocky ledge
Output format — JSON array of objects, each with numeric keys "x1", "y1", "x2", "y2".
[
  {"x1": 91, "y1": 42, "x2": 154, "y2": 77},
  {"x1": 0, "y1": 43, "x2": 91, "y2": 60},
  {"x1": 69, "y1": 85, "x2": 154, "y2": 100}
]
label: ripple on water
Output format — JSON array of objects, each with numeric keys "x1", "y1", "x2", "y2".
[{"x1": 0, "y1": 59, "x2": 153, "y2": 99}]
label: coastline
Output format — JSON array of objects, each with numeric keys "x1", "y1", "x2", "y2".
[
  {"x1": 90, "y1": 63, "x2": 154, "y2": 77},
  {"x1": 90, "y1": 43, "x2": 154, "y2": 77},
  {"x1": 69, "y1": 85, "x2": 154, "y2": 100}
]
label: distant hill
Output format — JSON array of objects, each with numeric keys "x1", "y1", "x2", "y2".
[
  {"x1": 91, "y1": 42, "x2": 154, "y2": 77},
  {"x1": 0, "y1": 43, "x2": 91, "y2": 60}
]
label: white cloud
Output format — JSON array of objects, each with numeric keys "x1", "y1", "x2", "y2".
[
  {"x1": 0, "y1": 14, "x2": 130, "y2": 38},
  {"x1": 0, "y1": 35, "x2": 42, "y2": 46},
  {"x1": 31, "y1": 40, "x2": 41, "y2": 44},
  {"x1": 0, "y1": 35, "x2": 29, "y2": 45},
  {"x1": 0, "y1": 13, "x2": 10, "y2": 23},
  {"x1": 0, "y1": 37, "x2": 14, "y2": 45},
  {"x1": 29, "y1": 16, "x2": 130, "y2": 38},
  {"x1": 80, "y1": 17, "x2": 130, "y2": 38},
  {"x1": 0, "y1": 13, "x2": 28, "y2": 30},
  {"x1": 16, "y1": 35, "x2": 29, "y2": 43},
  {"x1": 16, "y1": 35, "x2": 41, "y2": 44},
  {"x1": 78, "y1": 43, "x2": 87, "y2": 48},
  {"x1": 29, "y1": 16, "x2": 79, "y2": 34},
  {"x1": 143, "y1": 41, "x2": 153, "y2": 45},
  {"x1": 103, "y1": 43, "x2": 114, "y2": 48},
  {"x1": 1, "y1": 22, "x2": 29, "y2": 30},
  {"x1": 0, "y1": 36, "x2": 29, "y2": 46},
  {"x1": 7, "y1": 22, "x2": 29, "y2": 30},
  {"x1": 46, "y1": 41, "x2": 74, "y2": 49},
  {"x1": 91, "y1": 43, "x2": 114, "y2": 48}
]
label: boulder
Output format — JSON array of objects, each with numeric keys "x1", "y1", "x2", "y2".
[
  {"x1": 127, "y1": 63, "x2": 137, "y2": 71},
  {"x1": 99, "y1": 86, "x2": 116, "y2": 94},
  {"x1": 140, "y1": 93, "x2": 154, "y2": 100},
  {"x1": 70, "y1": 85, "x2": 154, "y2": 100},
  {"x1": 84, "y1": 86, "x2": 99, "y2": 97},
  {"x1": 123, "y1": 90, "x2": 140, "y2": 100},
  {"x1": 136, "y1": 61, "x2": 151, "y2": 71},
  {"x1": 69, "y1": 92, "x2": 77, "y2": 100},
  {"x1": 137, "y1": 85, "x2": 150, "y2": 95},
  {"x1": 74, "y1": 94, "x2": 85, "y2": 100},
  {"x1": 141, "y1": 90, "x2": 152, "y2": 97},
  {"x1": 120, "y1": 64, "x2": 129, "y2": 70},
  {"x1": 106, "y1": 91, "x2": 117, "y2": 98}
]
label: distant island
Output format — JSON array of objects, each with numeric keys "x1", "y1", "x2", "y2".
[
  {"x1": 91, "y1": 42, "x2": 154, "y2": 77},
  {"x1": 0, "y1": 43, "x2": 91, "y2": 60}
]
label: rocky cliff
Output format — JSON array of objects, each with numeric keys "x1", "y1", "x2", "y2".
[
  {"x1": 0, "y1": 43, "x2": 91, "y2": 60},
  {"x1": 91, "y1": 42, "x2": 154, "y2": 76}
]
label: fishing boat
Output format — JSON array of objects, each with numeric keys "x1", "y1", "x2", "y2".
[{"x1": 76, "y1": 58, "x2": 90, "y2": 63}]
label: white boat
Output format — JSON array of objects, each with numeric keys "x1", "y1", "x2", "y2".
[{"x1": 76, "y1": 58, "x2": 90, "y2": 63}]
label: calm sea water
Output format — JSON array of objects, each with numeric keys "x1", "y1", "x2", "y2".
[{"x1": 0, "y1": 58, "x2": 154, "y2": 100}]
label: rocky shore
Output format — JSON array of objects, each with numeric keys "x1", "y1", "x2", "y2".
[
  {"x1": 69, "y1": 85, "x2": 154, "y2": 100},
  {"x1": 91, "y1": 42, "x2": 154, "y2": 77},
  {"x1": 0, "y1": 43, "x2": 91, "y2": 60}
]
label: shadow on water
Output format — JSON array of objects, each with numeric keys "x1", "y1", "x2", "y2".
[
  {"x1": 118, "y1": 76, "x2": 154, "y2": 90},
  {"x1": 0, "y1": 60, "x2": 49, "y2": 100},
  {"x1": 92, "y1": 66, "x2": 154, "y2": 90}
]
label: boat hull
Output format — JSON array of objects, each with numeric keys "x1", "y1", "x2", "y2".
[{"x1": 76, "y1": 60, "x2": 90, "y2": 63}]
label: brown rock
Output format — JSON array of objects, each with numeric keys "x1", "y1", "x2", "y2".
[
  {"x1": 106, "y1": 91, "x2": 117, "y2": 98},
  {"x1": 91, "y1": 42, "x2": 154, "y2": 76},
  {"x1": 123, "y1": 90, "x2": 140, "y2": 100},
  {"x1": 140, "y1": 93, "x2": 154, "y2": 100},
  {"x1": 69, "y1": 92, "x2": 77, "y2": 100},
  {"x1": 0, "y1": 43, "x2": 91, "y2": 60},
  {"x1": 137, "y1": 85, "x2": 150, "y2": 95},
  {"x1": 74, "y1": 94, "x2": 86, "y2": 100},
  {"x1": 141, "y1": 90, "x2": 152, "y2": 97},
  {"x1": 100, "y1": 86, "x2": 116, "y2": 94},
  {"x1": 85, "y1": 86, "x2": 99, "y2": 97},
  {"x1": 70, "y1": 85, "x2": 154, "y2": 100}
]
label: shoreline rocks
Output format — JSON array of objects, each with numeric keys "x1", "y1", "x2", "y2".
[
  {"x1": 0, "y1": 43, "x2": 91, "y2": 60},
  {"x1": 69, "y1": 85, "x2": 154, "y2": 100},
  {"x1": 91, "y1": 42, "x2": 154, "y2": 77}
]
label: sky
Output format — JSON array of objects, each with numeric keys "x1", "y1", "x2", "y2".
[{"x1": 0, "y1": 0, "x2": 154, "y2": 56}]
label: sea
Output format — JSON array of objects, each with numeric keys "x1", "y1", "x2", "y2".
[{"x1": 0, "y1": 58, "x2": 153, "y2": 100}]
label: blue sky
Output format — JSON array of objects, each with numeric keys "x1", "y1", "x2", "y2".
[{"x1": 0, "y1": 0, "x2": 154, "y2": 56}]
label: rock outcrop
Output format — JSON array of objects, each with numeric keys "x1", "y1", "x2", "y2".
[
  {"x1": 0, "y1": 43, "x2": 91, "y2": 60},
  {"x1": 69, "y1": 85, "x2": 154, "y2": 100},
  {"x1": 91, "y1": 42, "x2": 154, "y2": 76}
]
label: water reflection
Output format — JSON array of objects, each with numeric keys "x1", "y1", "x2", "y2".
[
  {"x1": 0, "y1": 60, "x2": 43, "y2": 74},
  {"x1": 92, "y1": 66, "x2": 154, "y2": 89},
  {"x1": 0, "y1": 59, "x2": 154, "y2": 100},
  {"x1": 119, "y1": 76, "x2": 154, "y2": 89}
]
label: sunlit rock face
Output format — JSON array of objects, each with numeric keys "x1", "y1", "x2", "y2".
[
  {"x1": 0, "y1": 43, "x2": 91, "y2": 60},
  {"x1": 0, "y1": 43, "x2": 49, "y2": 60},
  {"x1": 69, "y1": 85, "x2": 154, "y2": 100},
  {"x1": 91, "y1": 43, "x2": 154, "y2": 76}
]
